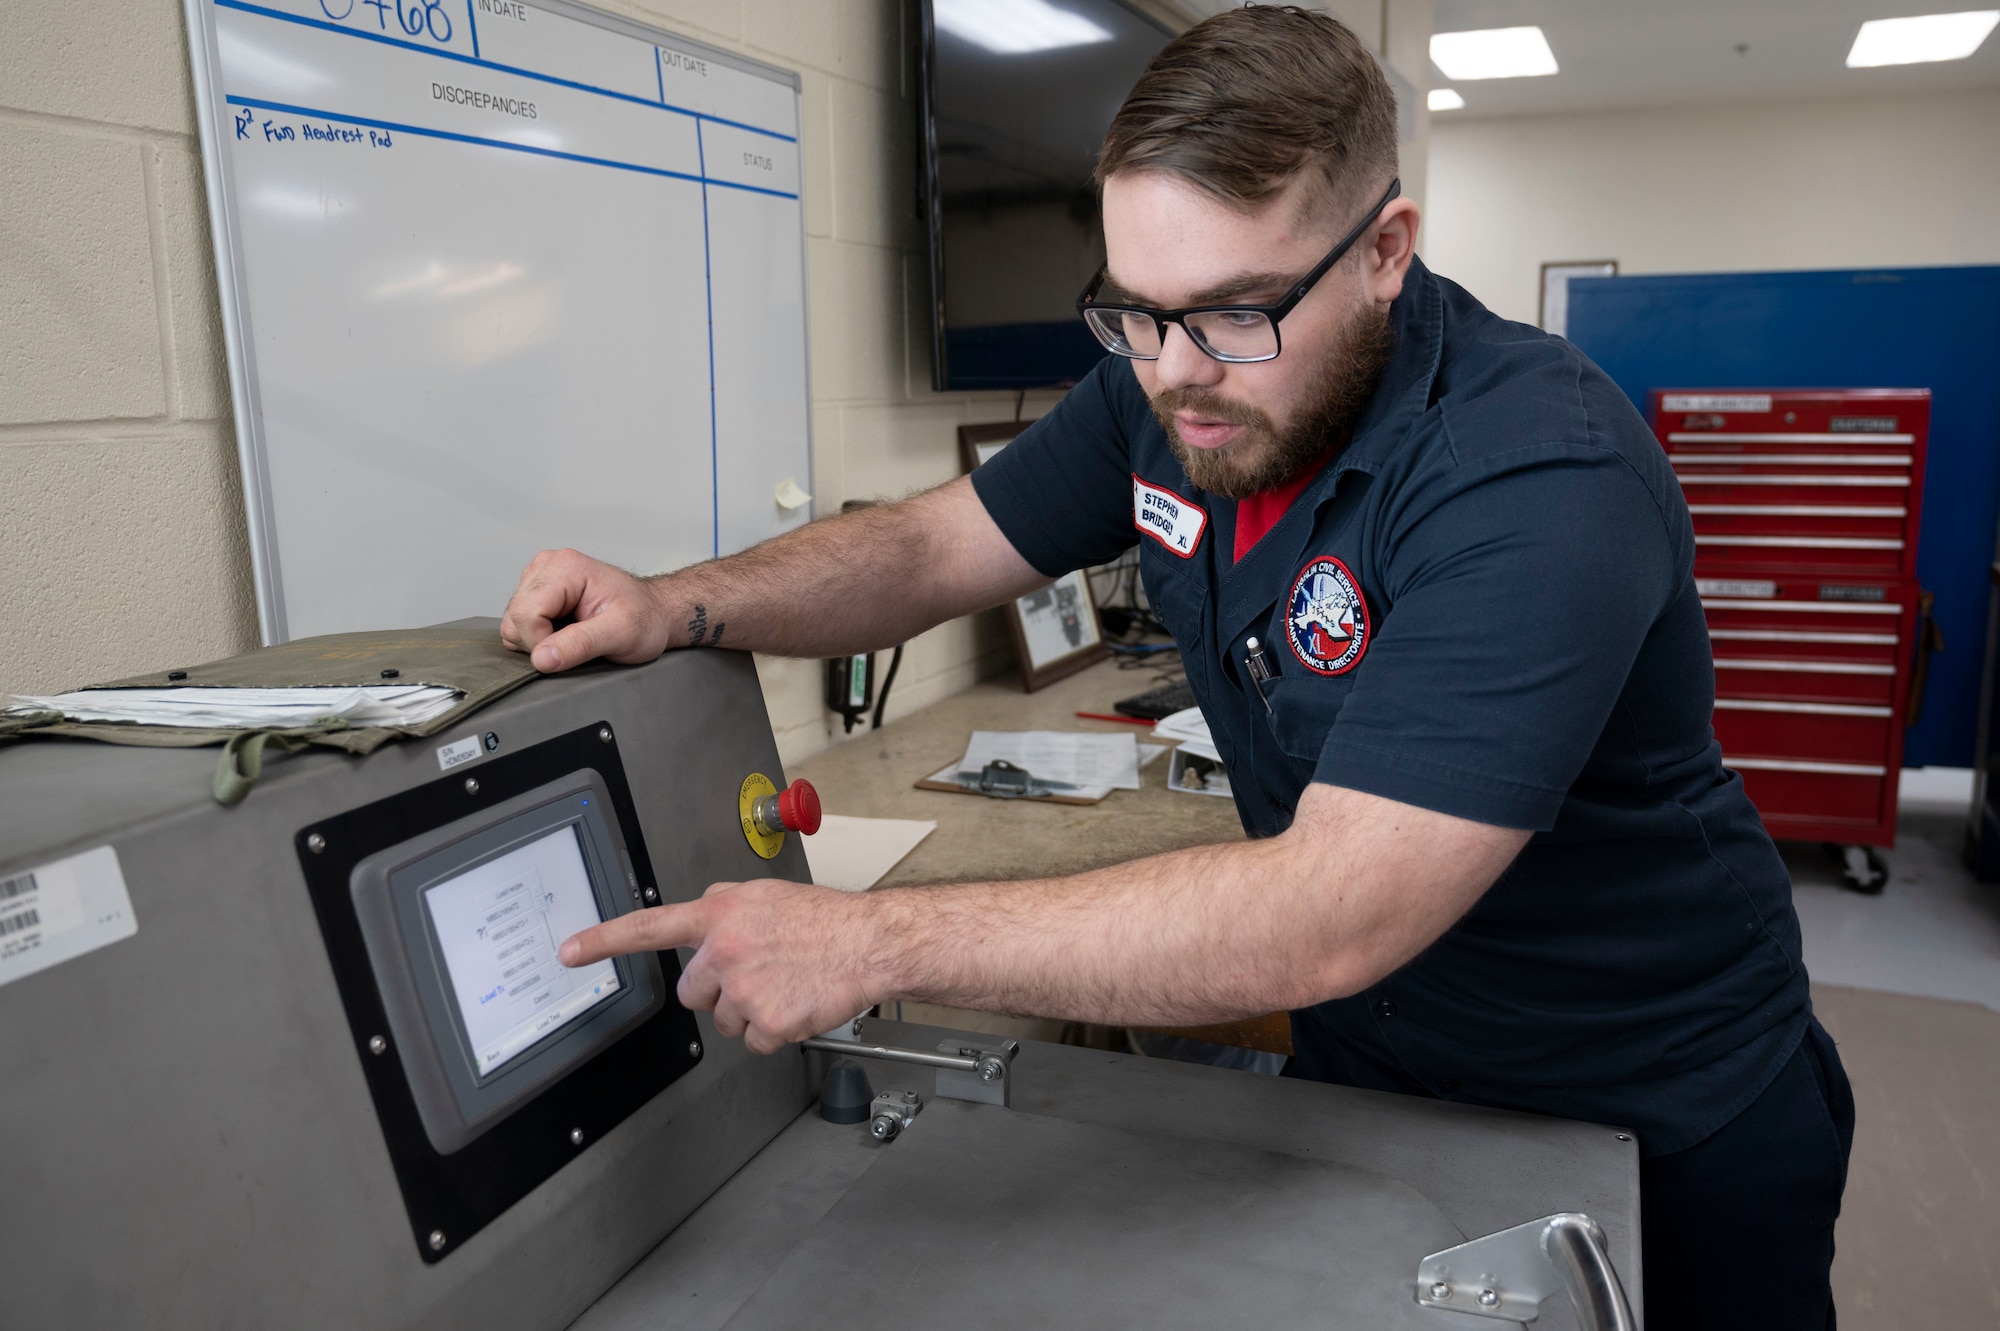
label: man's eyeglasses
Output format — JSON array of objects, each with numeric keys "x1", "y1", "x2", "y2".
[{"x1": 1075, "y1": 177, "x2": 1401, "y2": 364}]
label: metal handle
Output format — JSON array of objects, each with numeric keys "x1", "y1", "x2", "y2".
[
  {"x1": 802, "y1": 1031, "x2": 1019, "y2": 1108},
  {"x1": 1541, "y1": 1214, "x2": 1635, "y2": 1331},
  {"x1": 801, "y1": 1036, "x2": 990, "y2": 1074},
  {"x1": 1416, "y1": 1210, "x2": 1633, "y2": 1330}
]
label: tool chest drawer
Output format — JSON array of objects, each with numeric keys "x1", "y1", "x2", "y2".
[
  {"x1": 1653, "y1": 389, "x2": 1930, "y2": 579},
  {"x1": 1698, "y1": 575, "x2": 1919, "y2": 847}
]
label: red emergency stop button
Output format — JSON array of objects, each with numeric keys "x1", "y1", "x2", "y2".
[
  {"x1": 775, "y1": 779, "x2": 822, "y2": 835},
  {"x1": 748, "y1": 778, "x2": 821, "y2": 840}
]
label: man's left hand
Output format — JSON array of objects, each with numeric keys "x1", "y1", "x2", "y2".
[{"x1": 558, "y1": 880, "x2": 882, "y2": 1054}]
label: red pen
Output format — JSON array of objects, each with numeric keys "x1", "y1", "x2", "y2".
[{"x1": 1075, "y1": 711, "x2": 1156, "y2": 726}]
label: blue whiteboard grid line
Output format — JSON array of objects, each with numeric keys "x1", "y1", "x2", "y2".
[
  {"x1": 224, "y1": 95, "x2": 800, "y2": 199},
  {"x1": 216, "y1": 0, "x2": 799, "y2": 143},
  {"x1": 697, "y1": 119, "x2": 719, "y2": 558},
  {"x1": 463, "y1": 0, "x2": 480, "y2": 59}
]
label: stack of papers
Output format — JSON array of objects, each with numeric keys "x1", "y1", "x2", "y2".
[
  {"x1": 1153, "y1": 706, "x2": 1221, "y2": 761},
  {"x1": 5, "y1": 685, "x2": 463, "y2": 730}
]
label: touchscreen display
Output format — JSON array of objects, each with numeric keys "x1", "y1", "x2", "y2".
[{"x1": 424, "y1": 825, "x2": 621, "y2": 1077}]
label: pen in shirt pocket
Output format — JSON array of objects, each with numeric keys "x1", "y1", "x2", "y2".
[{"x1": 1244, "y1": 636, "x2": 1275, "y2": 714}]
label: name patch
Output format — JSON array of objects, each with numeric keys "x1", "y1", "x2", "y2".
[
  {"x1": 1287, "y1": 556, "x2": 1370, "y2": 675},
  {"x1": 1131, "y1": 475, "x2": 1207, "y2": 558}
]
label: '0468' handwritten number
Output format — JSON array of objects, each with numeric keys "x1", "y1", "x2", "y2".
[{"x1": 325, "y1": 0, "x2": 453, "y2": 43}]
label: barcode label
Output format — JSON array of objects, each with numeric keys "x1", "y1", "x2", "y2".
[{"x1": 0, "y1": 846, "x2": 134, "y2": 988}]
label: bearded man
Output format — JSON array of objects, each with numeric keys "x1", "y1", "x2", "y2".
[{"x1": 500, "y1": 9, "x2": 1851, "y2": 1328}]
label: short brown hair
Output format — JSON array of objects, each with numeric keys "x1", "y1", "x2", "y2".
[{"x1": 1096, "y1": 5, "x2": 1398, "y2": 216}]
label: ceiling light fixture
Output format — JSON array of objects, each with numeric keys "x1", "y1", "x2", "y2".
[
  {"x1": 933, "y1": 0, "x2": 1113, "y2": 55},
  {"x1": 1428, "y1": 88, "x2": 1466, "y2": 111},
  {"x1": 1847, "y1": 10, "x2": 1998, "y2": 66},
  {"x1": 1429, "y1": 26, "x2": 1559, "y2": 80}
]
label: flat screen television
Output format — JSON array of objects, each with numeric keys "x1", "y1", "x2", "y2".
[{"x1": 918, "y1": 0, "x2": 1175, "y2": 392}]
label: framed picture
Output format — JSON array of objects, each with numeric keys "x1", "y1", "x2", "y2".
[
  {"x1": 1005, "y1": 569, "x2": 1108, "y2": 691},
  {"x1": 958, "y1": 420, "x2": 1027, "y2": 473},
  {"x1": 1538, "y1": 260, "x2": 1618, "y2": 338},
  {"x1": 959, "y1": 421, "x2": 1111, "y2": 691}
]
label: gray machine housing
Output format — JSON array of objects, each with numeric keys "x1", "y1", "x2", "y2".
[
  {"x1": 0, "y1": 647, "x2": 1643, "y2": 1329},
  {"x1": 0, "y1": 650, "x2": 815, "y2": 1330}
]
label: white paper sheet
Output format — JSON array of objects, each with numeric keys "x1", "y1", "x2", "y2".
[
  {"x1": 1151, "y1": 706, "x2": 1213, "y2": 747},
  {"x1": 931, "y1": 743, "x2": 1166, "y2": 801},
  {"x1": 804, "y1": 815, "x2": 937, "y2": 893},
  {"x1": 958, "y1": 730, "x2": 1141, "y2": 791}
]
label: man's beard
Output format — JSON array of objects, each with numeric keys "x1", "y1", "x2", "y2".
[{"x1": 1149, "y1": 303, "x2": 1397, "y2": 500}]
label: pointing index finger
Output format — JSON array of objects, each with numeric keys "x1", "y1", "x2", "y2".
[{"x1": 559, "y1": 900, "x2": 708, "y2": 966}]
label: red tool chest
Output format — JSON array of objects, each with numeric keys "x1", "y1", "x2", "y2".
[{"x1": 1650, "y1": 389, "x2": 1931, "y2": 852}]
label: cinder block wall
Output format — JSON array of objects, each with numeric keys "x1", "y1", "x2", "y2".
[{"x1": 0, "y1": 0, "x2": 1060, "y2": 767}]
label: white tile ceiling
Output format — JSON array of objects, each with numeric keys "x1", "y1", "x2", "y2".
[{"x1": 1431, "y1": 0, "x2": 2000, "y2": 117}]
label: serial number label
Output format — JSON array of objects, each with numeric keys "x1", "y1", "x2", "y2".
[{"x1": 0, "y1": 846, "x2": 136, "y2": 990}]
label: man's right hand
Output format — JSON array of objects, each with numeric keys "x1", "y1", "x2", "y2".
[{"x1": 500, "y1": 548, "x2": 674, "y2": 673}]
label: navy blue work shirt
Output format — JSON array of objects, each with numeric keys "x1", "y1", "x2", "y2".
[{"x1": 970, "y1": 257, "x2": 1811, "y2": 1156}]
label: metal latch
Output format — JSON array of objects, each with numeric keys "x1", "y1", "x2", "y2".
[
  {"x1": 801, "y1": 1027, "x2": 1020, "y2": 1108},
  {"x1": 947, "y1": 759, "x2": 1080, "y2": 801},
  {"x1": 1416, "y1": 1212, "x2": 1634, "y2": 1331}
]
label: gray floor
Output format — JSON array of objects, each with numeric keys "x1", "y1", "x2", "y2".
[
  {"x1": 1788, "y1": 768, "x2": 2000, "y2": 1012},
  {"x1": 1778, "y1": 769, "x2": 2000, "y2": 1330}
]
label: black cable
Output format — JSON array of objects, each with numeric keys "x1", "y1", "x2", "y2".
[{"x1": 870, "y1": 643, "x2": 905, "y2": 730}]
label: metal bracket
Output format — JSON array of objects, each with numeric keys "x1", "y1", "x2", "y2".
[
  {"x1": 868, "y1": 1089, "x2": 922, "y2": 1142},
  {"x1": 1416, "y1": 1212, "x2": 1634, "y2": 1331},
  {"x1": 801, "y1": 1029, "x2": 1020, "y2": 1108}
]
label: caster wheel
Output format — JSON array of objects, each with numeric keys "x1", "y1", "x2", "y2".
[{"x1": 1822, "y1": 843, "x2": 1888, "y2": 894}]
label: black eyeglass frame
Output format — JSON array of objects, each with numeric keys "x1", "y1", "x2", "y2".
[{"x1": 1074, "y1": 177, "x2": 1402, "y2": 364}]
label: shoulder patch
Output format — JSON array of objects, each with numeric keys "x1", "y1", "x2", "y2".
[
  {"x1": 1131, "y1": 474, "x2": 1207, "y2": 558},
  {"x1": 1286, "y1": 556, "x2": 1370, "y2": 675}
]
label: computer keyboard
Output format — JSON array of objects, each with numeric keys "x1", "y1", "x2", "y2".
[{"x1": 1112, "y1": 677, "x2": 1196, "y2": 721}]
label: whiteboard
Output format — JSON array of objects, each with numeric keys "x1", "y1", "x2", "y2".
[{"x1": 184, "y1": 0, "x2": 812, "y2": 642}]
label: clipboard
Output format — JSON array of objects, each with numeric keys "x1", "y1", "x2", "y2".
[{"x1": 915, "y1": 759, "x2": 1113, "y2": 807}]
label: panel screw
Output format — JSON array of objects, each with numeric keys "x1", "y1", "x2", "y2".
[
  {"x1": 598, "y1": 726, "x2": 613, "y2": 743},
  {"x1": 977, "y1": 1056, "x2": 1005, "y2": 1084},
  {"x1": 483, "y1": 731, "x2": 499, "y2": 752},
  {"x1": 688, "y1": 1041, "x2": 702, "y2": 1058},
  {"x1": 1616, "y1": 1133, "x2": 1632, "y2": 1142},
  {"x1": 851, "y1": 1018, "x2": 864, "y2": 1036},
  {"x1": 464, "y1": 777, "x2": 479, "y2": 795},
  {"x1": 903, "y1": 1090, "x2": 918, "y2": 1103},
  {"x1": 368, "y1": 1035, "x2": 387, "y2": 1055},
  {"x1": 428, "y1": 1230, "x2": 447, "y2": 1252},
  {"x1": 306, "y1": 833, "x2": 326, "y2": 854},
  {"x1": 1428, "y1": 1282, "x2": 1450, "y2": 1301},
  {"x1": 1477, "y1": 1289, "x2": 1498, "y2": 1308},
  {"x1": 570, "y1": 1127, "x2": 584, "y2": 1146}
]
